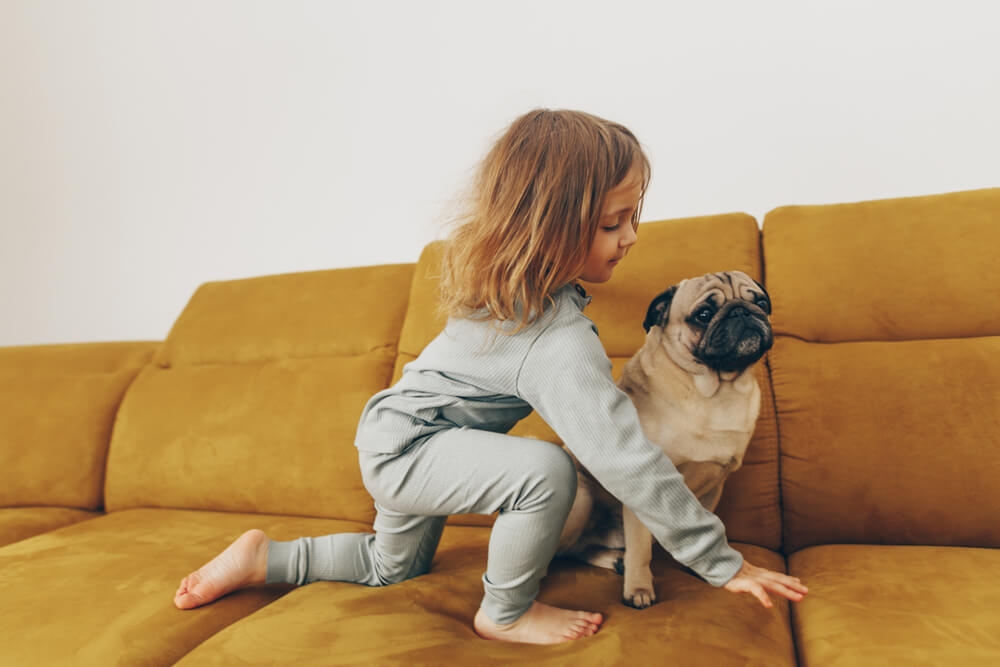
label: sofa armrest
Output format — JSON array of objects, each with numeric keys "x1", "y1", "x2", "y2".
[{"x1": 0, "y1": 341, "x2": 159, "y2": 510}]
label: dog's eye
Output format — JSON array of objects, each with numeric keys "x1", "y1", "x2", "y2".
[
  {"x1": 696, "y1": 308, "x2": 714, "y2": 323},
  {"x1": 755, "y1": 298, "x2": 771, "y2": 313}
]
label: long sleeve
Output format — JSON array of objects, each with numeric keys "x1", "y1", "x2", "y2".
[{"x1": 516, "y1": 312, "x2": 744, "y2": 587}]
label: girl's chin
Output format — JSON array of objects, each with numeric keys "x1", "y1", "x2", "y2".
[{"x1": 578, "y1": 270, "x2": 615, "y2": 284}]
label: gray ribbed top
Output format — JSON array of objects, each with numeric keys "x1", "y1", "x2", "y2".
[{"x1": 355, "y1": 282, "x2": 743, "y2": 586}]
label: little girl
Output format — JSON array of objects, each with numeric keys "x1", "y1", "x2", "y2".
[{"x1": 173, "y1": 109, "x2": 807, "y2": 645}]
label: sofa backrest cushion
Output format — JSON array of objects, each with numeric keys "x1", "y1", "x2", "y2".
[
  {"x1": 764, "y1": 187, "x2": 1000, "y2": 342},
  {"x1": 394, "y1": 214, "x2": 783, "y2": 552},
  {"x1": 0, "y1": 342, "x2": 155, "y2": 510},
  {"x1": 104, "y1": 264, "x2": 414, "y2": 524},
  {"x1": 763, "y1": 187, "x2": 1000, "y2": 552}
]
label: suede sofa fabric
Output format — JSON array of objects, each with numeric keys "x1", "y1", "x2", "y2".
[
  {"x1": 0, "y1": 341, "x2": 156, "y2": 511},
  {"x1": 760, "y1": 188, "x2": 1000, "y2": 666},
  {"x1": 177, "y1": 541, "x2": 795, "y2": 667},
  {"x1": 0, "y1": 341, "x2": 155, "y2": 547},
  {"x1": 104, "y1": 263, "x2": 415, "y2": 523},
  {"x1": 763, "y1": 187, "x2": 1000, "y2": 342},
  {"x1": 771, "y1": 336, "x2": 1000, "y2": 553},
  {"x1": 762, "y1": 188, "x2": 1000, "y2": 555},
  {"x1": 0, "y1": 509, "x2": 365, "y2": 665},
  {"x1": 788, "y1": 544, "x2": 1000, "y2": 666},
  {"x1": 0, "y1": 506, "x2": 101, "y2": 548}
]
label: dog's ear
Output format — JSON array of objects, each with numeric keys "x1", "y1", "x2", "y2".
[
  {"x1": 752, "y1": 278, "x2": 769, "y2": 299},
  {"x1": 751, "y1": 278, "x2": 772, "y2": 313},
  {"x1": 643, "y1": 286, "x2": 677, "y2": 333}
]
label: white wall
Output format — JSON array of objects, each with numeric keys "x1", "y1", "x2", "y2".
[{"x1": 2, "y1": 0, "x2": 998, "y2": 346}]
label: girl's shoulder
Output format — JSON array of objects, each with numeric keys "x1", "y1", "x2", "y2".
[
  {"x1": 507, "y1": 282, "x2": 593, "y2": 335},
  {"x1": 524, "y1": 283, "x2": 600, "y2": 350}
]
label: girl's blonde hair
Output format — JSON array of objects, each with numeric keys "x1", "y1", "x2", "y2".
[{"x1": 439, "y1": 108, "x2": 651, "y2": 333}]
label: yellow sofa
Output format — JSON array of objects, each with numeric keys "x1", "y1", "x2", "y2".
[{"x1": 1, "y1": 187, "x2": 998, "y2": 666}]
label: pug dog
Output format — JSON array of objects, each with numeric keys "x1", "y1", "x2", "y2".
[{"x1": 556, "y1": 270, "x2": 773, "y2": 608}]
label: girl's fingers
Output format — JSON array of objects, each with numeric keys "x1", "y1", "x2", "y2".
[
  {"x1": 751, "y1": 583, "x2": 773, "y2": 609},
  {"x1": 760, "y1": 570, "x2": 809, "y2": 595},
  {"x1": 764, "y1": 580, "x2": 806, "y2": 601},
  {"x1": 729, "y1": 562, "x2": 808, "y2": 607}
]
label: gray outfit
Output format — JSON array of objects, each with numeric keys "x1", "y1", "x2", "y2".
[{"x1": 266, "y1": 283, "x2": 744, "y2": 624}]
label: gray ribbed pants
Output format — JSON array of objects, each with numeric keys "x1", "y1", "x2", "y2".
[{"x1": 265, "y1": 426, "x2": 578, "y2": 625}]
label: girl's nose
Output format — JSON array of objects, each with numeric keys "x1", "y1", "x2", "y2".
[{"x1": 621, "y1": 224, "x2": 638, "y2": 248}]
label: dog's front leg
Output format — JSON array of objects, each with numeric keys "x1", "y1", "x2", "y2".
[{"x1": 622, "y1": 505, "x2": 656, "y2": 608}]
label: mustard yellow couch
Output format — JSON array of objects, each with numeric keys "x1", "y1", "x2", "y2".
[{"x1": 2, "y1": 187, "x2": 998, "y2": 666}]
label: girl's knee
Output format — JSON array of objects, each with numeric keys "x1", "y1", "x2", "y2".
[
  {"x1": 539, "y1": 445, "x2": 579, "y2": 509},
  {"x1": 371, "y1": 554, "x2": 417, "y2": 586}
]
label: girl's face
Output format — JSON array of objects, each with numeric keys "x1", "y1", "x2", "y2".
[{"x1": 578, "y1": 164, "x2": 643, "y2": 283}]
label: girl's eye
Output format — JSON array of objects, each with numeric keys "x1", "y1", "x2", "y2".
[{"x1": 602, "y1": 224, "x2": 620, "y2": 232}]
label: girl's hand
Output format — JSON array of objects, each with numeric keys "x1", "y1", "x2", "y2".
[{"x1": 722, "y1": 560, "x2": 809, "y2": 609}]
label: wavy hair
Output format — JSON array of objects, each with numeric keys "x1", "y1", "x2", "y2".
[{"x1": 439, "y1": 109, "x2": 650, "y2": 333}]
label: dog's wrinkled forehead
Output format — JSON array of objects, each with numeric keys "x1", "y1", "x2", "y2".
[
  {"x1": 643, "y1": 271, "x2": 769, "y2": 333},
  {"x1": 684, "y1": 271, "x2": 762, "y2": 305}
]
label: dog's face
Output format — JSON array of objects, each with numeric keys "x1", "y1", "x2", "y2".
[{"x1": 642, "y1": 271, "x2": 773, "y2": 374}]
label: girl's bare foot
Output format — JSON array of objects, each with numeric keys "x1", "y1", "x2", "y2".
[
  {"x1": 173, "y1": 529, "x2": 270, "y2": 610},
  {"x1": 473, "y1": 601, "x2": 603, "y2": 644}
]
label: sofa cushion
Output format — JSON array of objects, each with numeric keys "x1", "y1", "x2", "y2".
[
  {"x1": 176, "y1": 537, "x2": 795, "y2": 666},
  {"x1": 0, "y1": 508, "x2": 375, "y2": 666},
  {"x1": 763, "y1": 190, "x2": 1000, "y2": 554},
  {"x1": 763, "y1": 187, "x2": 1000, "y2": 342},
  {"x1": 393, "y1": 214, "x2": 782, "y2": 551},
  {"x1": 788, "y1": 544, "x2": 1000, "y2": 666},
  {"x1": 0, "y1": 507, "x2": 101, "y2": 547},
  {"x1": 151, "y1": 264, "x2": 414, "y2": 366},
  {"x1": 104, "y1": 264, "x2": 414, "y2": 522},
  {"x1": 0, "y1": 341, "x2": 156, "y2": 510},
  {"x1": 771, "y1": 336, "x2": 1000, "y2": 553}
]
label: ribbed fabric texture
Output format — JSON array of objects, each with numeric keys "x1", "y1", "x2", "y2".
[
  {"x1": 266, "y1": 429, "x2": 579, "y2": 624},
  {"x1": 355, "y1": 282, "x2": 744, "y2": 587}
]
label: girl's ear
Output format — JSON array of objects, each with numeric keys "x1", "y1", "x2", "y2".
[{"x1": 643, "y1": 286, "x2": 677, "y2": 332}]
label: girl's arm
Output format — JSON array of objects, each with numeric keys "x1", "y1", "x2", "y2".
[
  {"x1": 516, "y1": 314, "x2": 744, "y2": 587},
  {"x1": 517, "y1": 312, "x2": 808, "y2": 607}
]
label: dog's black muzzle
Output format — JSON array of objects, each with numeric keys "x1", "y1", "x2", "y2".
[{"x1": 697, "y1": 302, "x2": 774, "y2": 373}]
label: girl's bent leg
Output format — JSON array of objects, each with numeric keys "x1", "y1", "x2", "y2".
[{"x1": 362, "y1": 428, "x2": 600, "y2": 634}]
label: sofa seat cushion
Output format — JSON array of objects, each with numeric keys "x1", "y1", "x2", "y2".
[
  {"x1": 789, "y1": 544, "x2": 1000, "y2": 666},
  {"x1": 0, "y1": 507, "x2": 101, "y2": 547},
  {"x1": 177, "y1": 537, "x2": 795, "y2": 666},
  {"x1": 0, "y1": 508, "x2": 378, "y2": 666}
]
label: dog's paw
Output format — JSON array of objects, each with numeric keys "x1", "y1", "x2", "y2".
[{"x1": 622, "y1": 586, "x2": 657, "y2": 609}]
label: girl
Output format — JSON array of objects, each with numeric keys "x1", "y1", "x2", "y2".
[{"x1": 173, "y1": 109, "x2": 807, "y2": 645}]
